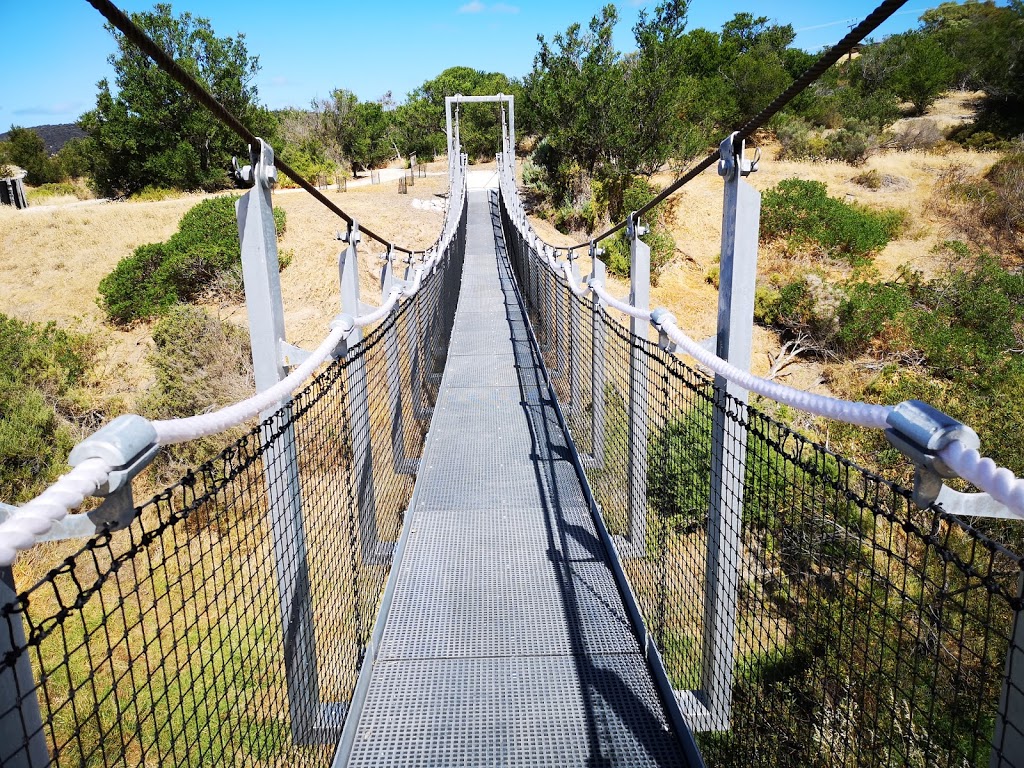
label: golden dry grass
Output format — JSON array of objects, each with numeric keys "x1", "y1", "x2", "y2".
[{"x1": 0, "y1": 177, "x2": 450, "y2": 408}]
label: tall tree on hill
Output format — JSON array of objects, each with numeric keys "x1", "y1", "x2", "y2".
[{"x1": 80, "y1": 3, "x2": 275, "y2": 197}]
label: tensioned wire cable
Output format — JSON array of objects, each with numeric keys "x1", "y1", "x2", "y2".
[
  {"x1": 562, "y1": 0, "x2": 910, "y2": 250},
  {"x1": 85, "y1": 0, "x2": 425, "y2": 255}
]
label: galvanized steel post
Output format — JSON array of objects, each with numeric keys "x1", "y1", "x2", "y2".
[
  {"x1": 697, "y1": 133, "x2": 760, "y2": 732},
  {"x1": 625, "y1": 212, "x2": 651, "y2": 558},
  {"x1": 992, "y1": 574, "x2": 1024, "y2": 767},
  {"x1": 567, "y1": 249, "x2": 582, "y2": 418},
  {"x1": 339, "y1": 221, "x2": 388, "y2": 565},
  {"x1": 588, "y1": 247, "x2": 607, "y2": 470},
  {"x1": 0, "y1": 567, "x2": 48, "y2": 768},
  {"x1": 236, "y1": 138, "x2": 321, "y2": 743},
  {"x1": 382, "y1": 254, "x2": 417, "y2": 475}
]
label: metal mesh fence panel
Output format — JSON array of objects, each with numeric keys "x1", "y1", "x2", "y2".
[
  {"x1": 0, "y1": 206, "x2": 465, "y2": 767},
  {"x1": 499, "y1": 190, "x2": 1024, "y2": 768}
]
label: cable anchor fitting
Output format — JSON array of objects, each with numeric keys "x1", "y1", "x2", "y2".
[
  {"x1": 68, "y1": 415, "x2": 159, "y2": 533},
  {"x1": 885, "y1": 400, "x2": 981, "y2": 509}
]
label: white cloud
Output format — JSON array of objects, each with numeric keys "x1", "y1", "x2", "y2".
[{"x1": 458, "y1": 1, "x2": 518, "y2": 13}]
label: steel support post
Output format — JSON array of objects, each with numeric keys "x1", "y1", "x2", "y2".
[
  {"x1": 236, "y1": 139, "x2": 322, "y2": 743},
  {"x1": 587, "y1": 251, "x2": 607, "y2": 470},
  {"x1": 339, "y1": 222, "x2": 388, "y2": 565},
  {"x1": 405, "y1": 261, "x2": 430, "y2": 421},
  {"x1": 992, "y1": 574, "x2": 1024, "y2": 768},
  {"x1": 551, "y1": 253, "x2": 566, "y2": 381},
  {"x1": 382, "y1": 258, "x2": 417, "y2": 475},
  {"x1": 624, "y1": 213, "x2": 651, "y2": 558},
  {"x1": 0, "y1": 567, "x2": 48, "y2": 768},
  {"x1": 695, "y1": 134, "x2": 760, "y2": 732},
  {"x1": 567, "y1": 252, "x2": 582, "y2": 418}
]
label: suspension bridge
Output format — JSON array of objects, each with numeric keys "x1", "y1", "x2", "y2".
[{"x1": 2, "y1": 1, "x2": 1024, "y2": 766}]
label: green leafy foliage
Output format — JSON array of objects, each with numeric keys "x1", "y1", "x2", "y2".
[
  {"x1": 98, "y1": 195, "x2": 286, "y2": 325},
  {"x1": 80, "y1": 4, "x2": 275, "y2": 196},
  {"x1": 599, "y1": 176, "x2": 676, "y2": 283},
  {"x1": 0, "y1": 315, "x2": 92, "y2": 503},
  {"x1": 760, "y1": 179, "x2": 904, "y2": 263},
  {"x1": 1, "y1": 126, "x2": 63, "y2": 185}
]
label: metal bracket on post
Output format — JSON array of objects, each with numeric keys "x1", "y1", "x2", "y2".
[
  {"x1": 237, "y1": 137, "x2": 326, "y2": 744},
  {"x1": 380, "y1": 252, "x2": 418, "y2": 476},
  {"x1": 69, "y1": 415, "x2": 158, "y2": 533},
  {"x1": 339, "y1": 219, "x2": 390, "y2": 564},
  {"x1": 618, "y1": 211, "x2": 651, "y2": 560},
  {"x1": 687, "y1": 132, "x2": 761, "y2": 733},
  {"x1": 650, "y1": 309, "x2": 680, "y2": 354},
  {"x1": 885, "y1": 400, "x2": 1017, "y2": 519},
  {"x1": 585, "y1": 244, "x2": 607, "y2": 471}
]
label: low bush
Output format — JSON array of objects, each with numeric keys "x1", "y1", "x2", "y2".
[
  {"x1": 0, "y1": 315, "x2": 94, "y2": 503},
  {"x1": 889, "y1": 118, "x2": 943, "y2": 151},
  {"x1": 775, "y1": 116, "x2": 878, "y2": 166},
  {"x1": 760, "y1": 179, "x2": 904, "y2": 263},
  {"x1": 934, "y1": 152, "x2": 1024, "y2": 255},
  {"x1": 140, "y1": 305, "x2": 253, "y2": 482},
  {"x1": 98, "y1": 196, "x2": 287, "y2": 325}
]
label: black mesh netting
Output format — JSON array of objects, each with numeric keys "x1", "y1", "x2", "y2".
[
  {"x1": 499, "y1": 190, "x2": 1024, "y2": 768},
  {"x1": 0, "y1": 203, "x2": 465, "y2": 768}
]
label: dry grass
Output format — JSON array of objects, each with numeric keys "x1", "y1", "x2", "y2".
[{"x1": 0, "y1": 178, "x2": 449, "y2": 408}]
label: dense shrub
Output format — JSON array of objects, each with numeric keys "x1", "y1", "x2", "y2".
[
  {"x1": 98, "y1": 195, "x2": 287, "y2": 325},
  {"x1": 0, "y1": 315, "x2": 93, "y2": 503},
  {"x1": 775, "y1": 116, "x2": 878, "y2": 166},
  {"x1": 760, "y1": 179, "x2": 904, "y2": 263}
]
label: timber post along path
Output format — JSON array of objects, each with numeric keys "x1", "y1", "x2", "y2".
[{"x1": 336, "y1": 185, "x2": 697, "y2": 767}]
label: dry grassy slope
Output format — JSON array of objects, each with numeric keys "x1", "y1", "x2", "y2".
[
  {"x1": 0, "y1": 177, "x2": 450, "y2": 410},
  {"x1": 528, "y1": 91, "x2": 1002, "y2": 418}
]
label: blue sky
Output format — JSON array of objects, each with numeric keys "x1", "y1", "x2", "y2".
[{"x1": 2, "y1": 1, "x2": 933, "y2": 129}]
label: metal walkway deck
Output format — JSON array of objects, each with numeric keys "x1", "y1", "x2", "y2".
[{"x1": 339, "y1": 190, "x2": 691, "y2": 767}]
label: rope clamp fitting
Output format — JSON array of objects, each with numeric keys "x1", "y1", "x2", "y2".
[
  {"x1": 650, "y1": 308, "x2": 680, "y2": 353},
  {"x1": 884, "y1": 400, "x2": 979, "y2": 508},
  {"x1": 68, "y1": 415, "x2": 159, "y2": 533},
  {"x1": 329, "y1": 314, "x2": 356, "y2": 359}
]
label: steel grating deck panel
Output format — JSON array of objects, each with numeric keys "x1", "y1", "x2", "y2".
[{"x1": 341, "y1": 190, "x2": 690, "y2": 768}]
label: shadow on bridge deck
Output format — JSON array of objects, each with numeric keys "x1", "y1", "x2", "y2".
[{"x1": 336, "y1": 190, "x2": 697, "y2": 767}]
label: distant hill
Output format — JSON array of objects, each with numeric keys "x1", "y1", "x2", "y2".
[{"x1": 0, "y1": 123, "x2": 87, "y2": 155}]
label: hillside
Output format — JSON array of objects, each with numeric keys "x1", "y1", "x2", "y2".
[{"x1": 0, "y1": 123, "x2": 87, "y2": 155}]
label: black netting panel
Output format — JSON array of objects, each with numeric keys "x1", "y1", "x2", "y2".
[
  {"x1": 0, "y1": 202, "x2": 465, "y2": 767},
  {"x1": 499, "y1": 191, "x2": 1024, "y2": 768}
]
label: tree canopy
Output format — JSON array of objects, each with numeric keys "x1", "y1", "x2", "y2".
[{"x1": 80, "y1": 3, "x2": 274, "y2": 196}]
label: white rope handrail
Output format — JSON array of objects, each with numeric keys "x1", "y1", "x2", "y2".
[
  {"x1": 499, "y1": 158, "x2": 1024, "y2": 520},
  {"x1": 0, "y1": 168, "x2": 468, "y2": 566}
]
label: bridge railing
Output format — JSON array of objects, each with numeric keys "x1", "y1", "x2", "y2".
[
  {"x1": 0, "y1": 147, "x2": 467, "y2": 767},
  {"x1": 495, "y1": 147, "x2": 1024, "y2": 768}
]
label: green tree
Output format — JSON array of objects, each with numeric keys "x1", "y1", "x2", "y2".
[
  {"x1": 395, "y1": 67, "x2": 522, "y2": 160},
  {"x1": 2, "y1": 126, "x2": 62, "y2": 185},
  {"x1": 320, "y1": 90, "x2": 394, "y2": 173},
  {"x1": 80, "y1": 3, "x2": 275, "y2": 196},
  {"x1": 883, "y1": 31, "x2": 956, "y2": 115}
]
